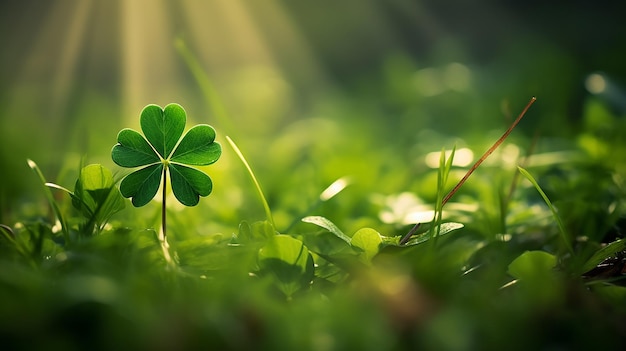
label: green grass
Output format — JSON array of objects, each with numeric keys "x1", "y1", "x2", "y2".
[{"x1": 2, "y1": 53, "x2": 626, "y2": 350}]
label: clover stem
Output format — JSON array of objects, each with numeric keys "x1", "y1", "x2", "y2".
[
  {"x1": 162, "y1": 165, "x2": 167, "y2": 239},
  {"x1": 159, "y1": 165, "x2": 174, "y2": 267}
]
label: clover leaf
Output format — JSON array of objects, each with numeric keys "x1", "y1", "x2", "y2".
[{"x1": 111, "y1": 103, "x2": 221, "y2": 207}]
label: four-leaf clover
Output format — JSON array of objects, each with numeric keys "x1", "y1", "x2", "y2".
[{"x1": 112, "y1": 103, "x2": 221, "y2": 207}]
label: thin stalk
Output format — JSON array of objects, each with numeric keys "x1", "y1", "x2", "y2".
[
  {"x1": 226, "y1": 136, "x2": 275, "y2": 227},
  {"x1": 430, "y1": 146, "x2": 455, "y2": 248},
  {"x1": 159, "y1": 165, "x2": 174, "y2": 267},
  {"x1": 400, "y1": 146, "x2": 455, "y2": 246},
  {"x1": 518, "y1": 166, "x2": 574, "y2": 255},
  {"x1": 162, "y1": 165, "x2": 167, "y2": 239},
  {"x1": 441, "y1": 97, "x2": 536, "y2": 206},
  {"x1": 402, "y1": 97, "x2": 536, "y2": 244},
  {"x1": 27, "y1": 159, "x2": 70, "y2": 245}
]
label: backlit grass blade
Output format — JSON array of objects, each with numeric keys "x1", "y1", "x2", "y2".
[
  {"x1": 518, "y1": 166, "x2": 574, "y2": 255},
  {"x1": 27, "y1": 159, "x2": 70, "y2": 244},
  {"x1": 580, "y1": 238, "x2": 626, "y2": 275},
  {"x1": 226, "y1": 136, "x2": 274, "y2": 227},
  {"x1": 430, "y1": 146, "x2": 456, "y2": 247}
]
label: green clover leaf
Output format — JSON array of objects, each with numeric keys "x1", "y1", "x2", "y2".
[{"x1": 111, "y1": 103, "x2": 221, "y2": 207}]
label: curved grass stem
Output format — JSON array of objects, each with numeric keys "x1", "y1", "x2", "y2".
[
  {"x1": 518, "y1": 166, "x2": 574, "y2": 255},
  {"x1": 226, "y1": 136, "x2": 275, "y2": 228},
  {"x1": 27, "y1": 159, "x2": 70, "y2": 245}
]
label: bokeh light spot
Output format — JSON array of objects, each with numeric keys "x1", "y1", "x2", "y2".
[
  {"x1": 585, "y1": 73, "x2": 606, "y2": 94},
  {"x1": 443, "y1": 62, "x2": 471, "y2": 92},
  {"x1": 425, "y1": 148, "x2": 474, "y2": 168},
  {"x1": 414, "y1": 67, "x2": 445, "y2": 96}
]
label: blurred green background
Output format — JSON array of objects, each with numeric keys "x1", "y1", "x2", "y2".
[
  {"x1": 3, "y1": 2, "x2": 626, "y2": 350},
  {"x1": 1, "y1": 0, "x2": 625, "y2": 225}
]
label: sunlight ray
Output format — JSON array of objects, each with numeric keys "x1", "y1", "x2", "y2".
[
  {"x1": 121, "y1": 0, "x2": 179, "y2": 122},
  {"x1": 179, "y1": 0, "x2": 328, "y2": 92},
  {"x1": 11, "y1": 0, "x2": 92, "y2": 119}
]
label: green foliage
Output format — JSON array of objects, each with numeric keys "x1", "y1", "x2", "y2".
[
  {"x1": 70, "y1": 164, "x2": 125, "y2": 234},
  {"x1": 580, "y1": 238, "x2": 626, "y2": 274},
  {"x1": 302, "y1": 215, "x2": 351, "y2": 243},
  {"x1": 226, "y1": 136, "x2": 274, "y2": 226},
  {"x1": 518, "y1": 166, "x2": 574, "y2": 255},
  {"x1": 27, "y1": 159, "x2": 70, "y2": 243},
  {"x1": 302, "y1": 215, "x2": 464, "y2": 268},
  {"x1": 4, "y1": 46, "x2": 626, "y2": 350},
  {"x1": 258, "y1": 234, "x2": 315, "y2": 298},
  {"x1": 350, "y1": 228, "x2": 382, "y2": 263},
  {"x1": 430, "y1": 146, "x2": 456, "y2": 246},
  {"x1": 237, "y1": 220, "x2": 277, "y2": 243},
  {"x1": 391, "y1": 222, "x2": 465, "y2": 247},
  {"x1": 507, "y1": 250, "x2": 557, "y2": 281},
  {"x1": 28, "y1": 162, "x2": 125, "y2": 239},
  {"x1": 111, "y1": 103, "x2": 221, "y2": 207}
]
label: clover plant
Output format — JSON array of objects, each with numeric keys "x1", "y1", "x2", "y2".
[{"x1": 112, "y1": 103, "x2": 221, "y2": 238}]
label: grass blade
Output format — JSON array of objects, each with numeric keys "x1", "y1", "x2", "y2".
[
  {"x1": 226, "y1": 136, "x2": 274, "y2": 227},
  {"x1": 430, "y1": 146, "x2": 456, "y2": 247},
  {"x1": 27, "y1": 159, "x2": 70, "y2": 244},
  {"x1": 580, "y1": 238, "x2": 626, "y2": 275},
  {"x1": 518, "y1": 166, "x2": 574, "y2": 255}
]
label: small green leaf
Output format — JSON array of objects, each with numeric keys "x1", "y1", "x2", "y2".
[
  {"x1": 78, "y1": 164, "x2": 115, "y2": 190},
  {"x1": 258, "y1": 235, "x2": 315, "y2": 297},
  {"x1": 170, "y1": 125, "x2": 220, "y2": 165},
  {"x1": 351, "y1": 228, "x2": 382, "y2": 262},
  {"x1": 237, "y1": 220, "x2": 277, "y2": 243},
  {"x1": 140, "y1": 103, "x2": 186, "y2": 159},
  {"x1": 169, "y1": 164, "x2": 213, "y2": 206},
  {"x1": 72, "y1": 165, "x2": 125, "y2": 229},
  {"x1": 119, "y1": 164, "x2": 163, "y2": 207},
  {"x1": 301, "y1": 216, "x2": 351, "y2": 244},
  {"x1": 112, "y1": 129, "x2": 160, "y2": 167},
  {"x1": 508, "y1": 250, "x2": 557, "y2": 280},
  {"x1": 250, "y1": 221, "x2": 277, "y2": 240}
]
